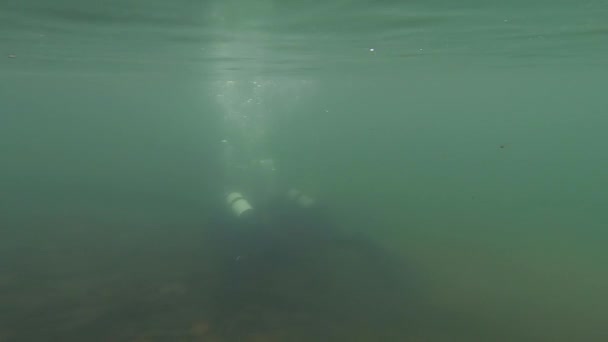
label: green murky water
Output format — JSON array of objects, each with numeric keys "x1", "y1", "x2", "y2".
[{"x1": 1, "y1": 1, "x2": 607, "y2": 341}]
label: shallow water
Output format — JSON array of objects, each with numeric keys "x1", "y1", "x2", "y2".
[{"x1": 1, "y1": 0, "x2": 607, "y2": 341}]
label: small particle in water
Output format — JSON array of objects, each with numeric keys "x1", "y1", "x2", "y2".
[
  {"x1": 499, "y1": 144, "x2": 506, "y2": 149},
  {"x1": 8, "y1": 54, "x2": 16, "y2": 59},
  {"x1": 369, "y1": 48, "x2": 375, "y2": 52}
]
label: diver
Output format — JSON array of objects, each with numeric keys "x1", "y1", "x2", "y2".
[
  {"x1": 205, "y1": 136, "x2": 424, "y2": 341},
  {"x1": 219, "y1": 137, "x2": 317, "y2": 227},
  {"x1": 207, "y1": 136, "x2": 327, "y2": 336}
]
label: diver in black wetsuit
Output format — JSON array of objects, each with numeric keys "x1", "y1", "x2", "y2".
[{"x1": 204, "y1": 139, "x2": 426, "y2": 341}]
